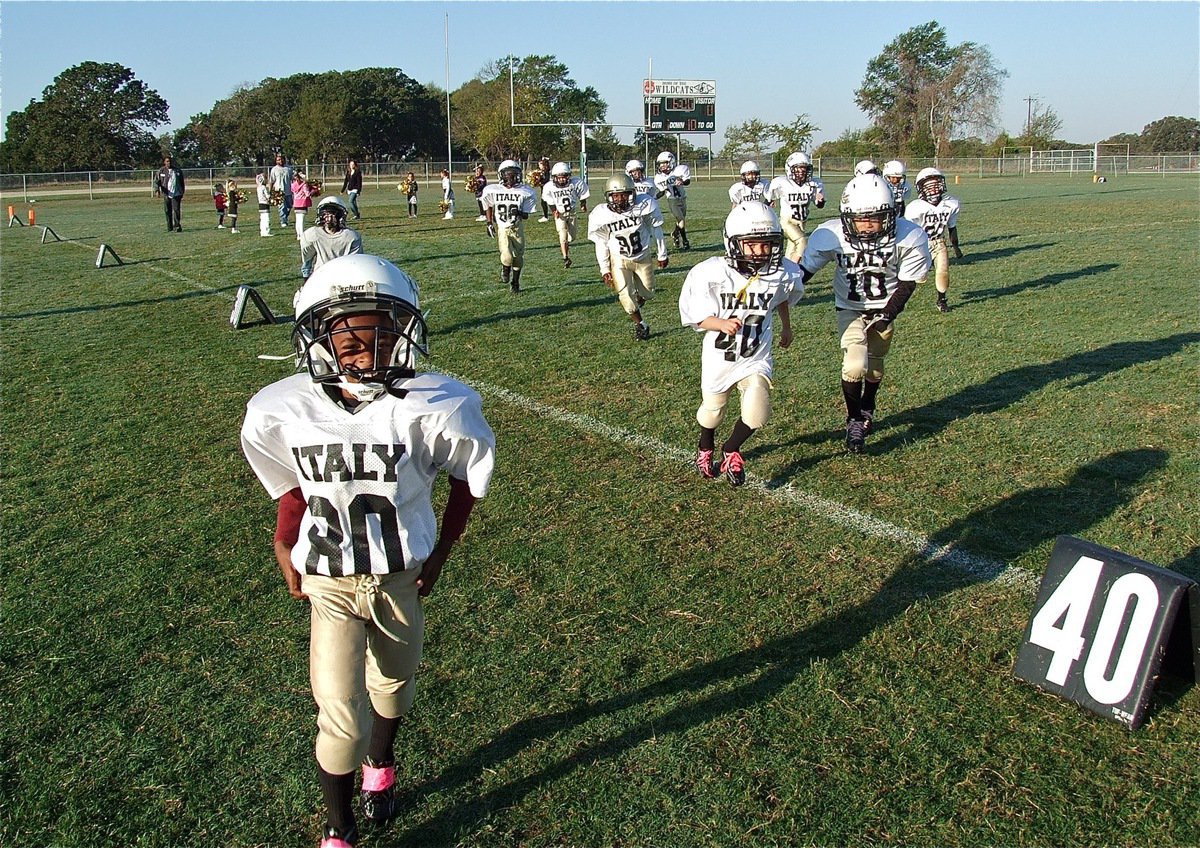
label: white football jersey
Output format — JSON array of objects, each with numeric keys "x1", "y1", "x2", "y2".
[
  {"x1": 729, "y1": 179, "x2": 770, "y2": 205},
  {"x1": 241, "y1": 372, "x2": 496, "y2": 577},
  {"x1": 631, "y1": 174, "x2": 656, "y2": 200},
  {"x1": 766, "y1": 175, "x2": 826, "y2": 224},
  {"x1": 888, "y1": 179, "x2": 911, "y2": 208},
  {"x1": 801, "y1": 218, "x2": 931, "y2": 312},
  {"x1": 480, "y1": 183, "x2": 538, "y2": 229},
  {"x1": 679, "y1": 256, "x2": 805, "y2": 394},
  {"x1": 905, "y1": 195, "x2": 960, "y2": 241},
  {"x1": 541, "y1": 178, "x2": 590, "y2": 216},
  {"x1": 653, "y1": 164, "x2": 691, "y2": 199},
  {"x1": 587, "y1": 197, "x2": 667, "y2": 270}
]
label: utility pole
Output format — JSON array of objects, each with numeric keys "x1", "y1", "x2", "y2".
[{"x1": 1024, "y1": 95, "x2": 1037, "y2": 137}]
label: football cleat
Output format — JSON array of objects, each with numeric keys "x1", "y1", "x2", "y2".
[
  {"x1": 538, "y1": 216, "x2": 550, "y2": 223},
  {"x1": 861, "y1": 409, "x2": 875, "y2": 436},
  {"x1": 694, "y1": 448, "x2": 717, "y2": 479},
  {"x1": 720, "y1": 450, "x2": 746, "y2": 486},
  {"x1": 634, "y1": 321, "x2": 651, "y2": 341},
  {"x1": 319, "y1": 824, "x2": 358, "y2": 848},
  {"x1": 672, "y1": 228, "x2": 681, "y2": 248},
  {"x1": 846, "y1": 418, "x2": 866, "y2": 454},
  {"x1": 361, "y1": 760, "x2": 398, "y2": 824},
  {"x1": 936, "y1": 294, "x2": 949, "y2": 313},
  {"x1": 563, "y1": 256, "x2": 572, "y2": 269}
]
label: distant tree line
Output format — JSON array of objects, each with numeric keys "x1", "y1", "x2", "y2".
[{"x1": 3, "y1": 40, "x2": 1196, "y2": 173}]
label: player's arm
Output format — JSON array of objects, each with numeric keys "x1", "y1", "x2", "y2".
[
  {"x1": 416, "y1": 477, "x2": 476, "y2": 598},
  {"x1": 776, "y1": 300, "x2": 793, "y2": 348},
  {"x1": 590, "y1": 228, "x2": 614, "y2": 285},
  {"x1": 872, "y1": 278, "x2": 917, "y2": 329},
  {"x1": 653, "y1": 221, "x2": 668, "y2": 268},
  {"x1": 949, "y1": 226, "x2": 963, "y2": 258},
  {"x1": 698, "y1": 314, "x2": 742, "y2": 336},
  {"x1": 273, "y1": 487, "x2": 308, "y2": 600}
]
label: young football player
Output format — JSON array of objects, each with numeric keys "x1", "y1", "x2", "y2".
[
  {"x1": 854, "y1": 159, "x2": 881, "y2": 177},
  {"x1": 587, "y1": 173, "x2": 668, "y2": 341},
  {"x1": 653, "y1": 150, "x2": 692, "y2": 250},
  {"x1": 534, "y1": 156, "x2": 553, "y2": 221},
  {"x1": 882, "y1": 160, "x2": 910, "y2": 217},
  {"x1": 798, "y1": 174, "x2": 931, "y2": 453},
  {"x1": 541, "y1": 161, "x2": 590, "y2": 268},
  {"x1": 766, "y1": 151, "x2": 826, "y2": 262},
  {"x1": 300, "y1": 196, "x2": 364, "y2": 281},
  {"x1": 240, "y1": 254, "x2": 496, "y2": 848},
  {"x1": 904, "y1": 167, "x2": 963, "y2": 313},
  {"x1": 625, "y1": 159, "x2": 655, "y2": 200},
  {"x1": 480, "y1": 159, "x2": 538, "y2": 293},
  {"x1": 728, "y1": 161, "x2": 770, "y2": 206},
  {"x1": 679, "y1": 201, "x2": 803, "y2": 486}
]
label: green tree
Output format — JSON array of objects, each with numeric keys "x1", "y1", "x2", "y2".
[
  {"x1": 1141, "y1": 116, "x2": 1200, "y2": 152},
  {"x1": 775, "y1": 115, "x2": 820, "y2": 157},
  {"x1": 1016, "y1": 103, "x2": 1063, "y2": 149},
  {"x1": 856, "y1": 22, "x2": 1006, "y2": 155},
  {"x1": 719, "y1": 119, "x2": 780, "y2": 162},
  {"x1": 1, "y1": 61, "x2": 168, "y2": 171}
]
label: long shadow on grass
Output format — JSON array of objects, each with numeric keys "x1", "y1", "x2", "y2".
[
  {"x1": 958, "y1": 263, "x2": 1119, "y2": 305},
  {"x1": 388, "y1": 448, "x2": 1165, "y2": 847},
  {"x1": 0, "y1": 283, "x2": 257, "y2": 320},
  {"x1": 954, "y1": 241, "x2": 1056, "y2": 266},
  {"x1": 757, "y1": 332, "x2": 1200, "y2": 484},
  {"x1": 437, "y1": 295, "x2": 615, "y2": 335}
]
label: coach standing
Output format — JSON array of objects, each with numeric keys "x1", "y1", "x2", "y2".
[
  {"x1": 154, "y1": 155, "x2": 185, "y2": 232},
  {"x1": 270, "y1": 153, "x2": 295, "y2": 229}
]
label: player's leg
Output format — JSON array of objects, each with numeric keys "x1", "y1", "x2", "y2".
[
  {"x1": 838, "y1": 310, "x2": 870, "y2": 453},
  {"x1": 361, "y1": 571, "x2": 424, "y2": 825},
  {"x1": 719, "y1": 374, "x2": 771, "y2": 486},
  {"x1": 508, "y1": 223, "x2": 526, "y2": 293},
  {"x1": 931, "y1": 238, "x2": 950, "y2": 311},
  {"x1": 497, "y1": 225, "x2": 514, "y2": 288},
  {"x1": 781, "y1": 218, "x2": 806, "y2": 264},
  {"x1": 556, "y1": 216, "x2": 571, "y2": 264},
  {"x1": 304, "y1": 575, "x2": 372, "y2": 847},
  {"x1": 630, "y1": 258, "x2": 656, "y2": 340},
  {"x1": 673, "y1": 198, "x2": 690, "y2": 249},
  {"x1": 612, "y1": 259, "x2": 647, "y2": 339},
  {"x1": 695, "y1": 389, "x2": 730, "y2": 479},
  {"x1": 860, "y1": 323, "x2": 894, "y2": 439}
]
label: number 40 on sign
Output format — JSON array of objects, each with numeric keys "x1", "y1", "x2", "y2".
[{"x1": 1014, "y1": 536, "x2": 1199, "y2": 729}]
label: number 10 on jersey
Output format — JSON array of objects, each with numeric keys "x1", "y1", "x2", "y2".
[{"x1": 1013, "y1": 536, "x2": 1199, "y2": 729}]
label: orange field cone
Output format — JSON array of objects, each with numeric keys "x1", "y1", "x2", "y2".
[
  {"x1": 28, "y1": 208, "x2": 36, "y2": 226},
  {"x1": 6, "y1": 205, "x2": 13, "y2": 221}
]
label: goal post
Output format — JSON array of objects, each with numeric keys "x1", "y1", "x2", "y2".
[{"x1": 1094, "y1": 143, "x2": 1130, "y2": 176}]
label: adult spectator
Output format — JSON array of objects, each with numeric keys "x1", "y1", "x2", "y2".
[
  {"x1": 270, "y1": 153, "x2": 295, "y2": 228},
  {"x1": 342, "y1": 160, "x2": 363, "y2": 220},
  {"x1": 154, "y1": 155, "x2": 186, "y2": 232}
]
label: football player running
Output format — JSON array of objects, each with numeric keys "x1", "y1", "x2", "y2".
[
  {"x1": 625, "y1": 159, "x2": 656, "y2": 200},
  {"x1": 904, "y1": 167, "x2": 963, "y2": 313},
  {"x1": 680, "y1": 201, "x2": 804, "y2": 486},
  {"x1": 588, "y1": 173, "x2": 668, "y2": 341},
  {"x1": 766, "y1": 151, "x2": 826, "y2": 263},
  {"x1": 653, "y1": 150, "x2": 693, "y2": 250},
  {"x1": 480, "y1": 159, "x2": 538, "y2": 293},
  {"x1": 240, "y1": 254, "x2": 496, "y2": 848},
  {"x1": 729, "y1": 161, "x2": 770, "y2": 206},
  {"x1": 541, "y1": 161, "x2": 590, "y2": 269},
  {"x1": 882, "y1": 160, "x2": 910, "y2": 217},
  {"x1": 797, "y1": 174, "x2": 931, "y2": 454}
]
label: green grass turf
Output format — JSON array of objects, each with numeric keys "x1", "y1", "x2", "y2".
[{"x1": 1, "y1": 173, "x2": 1198, "y2": 847}]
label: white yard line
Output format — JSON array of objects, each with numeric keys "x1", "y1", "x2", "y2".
[
  {"x1": 52, "y1": 233, "x2": 233, "y2": 299},
  {"x1": 446, "y1": 372, "x2": 1038, "y2": 593}
]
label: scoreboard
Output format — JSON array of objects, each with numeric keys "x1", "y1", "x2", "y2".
[{"x1": 643, "y1": 79, "x2": 716, "y2": 134}]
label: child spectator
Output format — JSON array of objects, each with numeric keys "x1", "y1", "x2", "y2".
[
  {"x1": 212, "y1": 183, "x2": 228, "y2": 228},
  {"x1": 256, "y1": 174, "x2": 272, "y2": 237},
  {"x1": 226, "y1": 179, "x2": 241, "y2": 234},
  {"x1": 292, "y1": 171, "x2": 316, "y2": 240}
]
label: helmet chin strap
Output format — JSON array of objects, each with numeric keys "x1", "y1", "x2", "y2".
[{"x1": 337, "y1": 377, "x2": 387, "y2": 403}]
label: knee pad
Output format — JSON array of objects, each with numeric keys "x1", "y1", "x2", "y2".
[
  {"x1": 696, "y1": 395, "x2": 729, "y2": 430},
  {"x1": 841, "y1": 353, "x2": 867, "y2": 383},
  {"x1": 739, "y1": 375, "x2": 772, "y2": 429}
]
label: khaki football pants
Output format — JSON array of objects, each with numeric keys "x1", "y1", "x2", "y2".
[
  {"x1": 781, "y1": 217, "x2": 809, "y2": 264},
  {"x1": 697, "y1": 373, "x2": 773, "y2": 430},
  {"x1": 498, "y1": 221, "x2": 526, "y2": 269},
  {"x1": 838, "y1": 309, "x2": 895, "y2": 382},
  {"x1": 554, "y1": 213, "x2": 577, "y2": 249},
  {"x1": 611, "y1": 254, "x2": 657, "y2": 315},
  {"x1": 926, "y1": 237, "x2": 951, "y2": 294},
  {"x1": 303, "y1": 570, "x2": 424, "y2": 775}
]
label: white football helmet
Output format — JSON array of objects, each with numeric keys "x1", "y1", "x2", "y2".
[
  {"x1": 625, "y1": 159, "x2": 645, "y2": 178},
  {"x1": 605, "y1": 173, "x2": 636, "y2": 213},
  {"x1": 916, "y1": 167, "x2": 946, "y2": 203},
  {"x1": 740, "y1": 160, "x2": 761, "y2": 186},
  {"x1": 882, "y1": 160, "x2": 906, "y2": 180},
  {"x1": 292, "y1": 255, "x2": 428, "y2": 402},
  {"x1": 839, "y1": 175, "x2": 897, "y2": 248},
  {"x1": 498, "y1": 159, "x2": 522, "y2": 187},
  {"x1": 551, "y1": 161, "x2": 571, "y2": 187},
  {"x1": 656, "y1": 151, "x2": 676, "y2": 173},
  {"x1": 724, "y1": 200, "x2": 784, "y2": 276},
  {"x1": 854, "y1": 159, "x2": 881, "y2": 177},
  {"x1": 316, "y1": 195, "x2": 349, "y2": 231},
  {"x1": 786, "y1": 151, "x2": 812, "y2": 183}
]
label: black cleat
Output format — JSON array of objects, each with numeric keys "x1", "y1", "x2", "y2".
[
  {"x1": 936, "y1": 294, "x2": 949, "y2": 313},
  {"x1": 320, "y1": 823, "x2": 359, "y2": 847},
  {"x1": 846, "y1": 418, "x2": 866, "y2": 454},
  {"x1": 360, "y1": 760, "x2": 398, "y2": 824},
  {"x1": 861, "y1": 409, "x2": 875, "y2": 436},
  {"x1": 694, "y1": 448, "x2": 717, "y2": 479},
  {"x1": 720, "y1": 450, "x2": 746, "y2": 486},
  {"x1": 634, "y1": 321, "x2": 651, "y2": 341}
]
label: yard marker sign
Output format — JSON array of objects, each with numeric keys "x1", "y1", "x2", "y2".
[
  {"x1": 1014, "y1": 535, "x2": 1199, "y2": 729},
  {"x1": 230, "y1": 284, "x2": 279, "y2": 329}
]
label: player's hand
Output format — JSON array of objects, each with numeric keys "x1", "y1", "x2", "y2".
[
  {"x1": 953, "y1": 246, "x2": 964, "y2": 260},
  {"x1": 274, "y1": 543, "x2": 308, "y2": 601},
  {"x1": 416, "y1": 544, "x2": 451, "y2": 598},
  {"x1": 865, "y1": 312, "x2": 892, "y2": 333},
  {"x1": 657, "y1": 258, "x2": 668, "y2": 269},
  {"x1": 779, "y1": 327, "x2": 793, "y2": 349},
  {"x1": 602, "y1": 272, "x2": 615, "y2": 289},
  {"x1": 718, "y1": 317, "x2": 743, "y2": 336}
]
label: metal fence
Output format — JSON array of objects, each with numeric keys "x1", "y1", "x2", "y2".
[{"x1": 2, "y1": 153, "x2": 1197, "y2": 201}]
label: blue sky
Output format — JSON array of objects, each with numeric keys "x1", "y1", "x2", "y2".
[{"x1": 2, "y1": 1, "x2": 1197, "y2": 149}]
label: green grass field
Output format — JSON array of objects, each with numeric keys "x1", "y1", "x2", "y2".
[{"x1": 2, "y1": 173, "x2": 1198, "y2": 848}]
